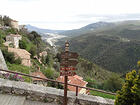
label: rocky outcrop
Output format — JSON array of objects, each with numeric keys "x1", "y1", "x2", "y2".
[
  {"x1": 8, "y1": 48, "x2": 31, "y2": 67},
  {"x1": 0, "y1": 49, "x2": 8, "y2": 70},
  {"x1": 0, "y1": 78, "x2": 114, "y2": 105}
]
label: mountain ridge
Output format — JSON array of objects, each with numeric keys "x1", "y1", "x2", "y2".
[
  {"x1": 26, "y1": 21, "x2": 114, "y2": 36},
  {"x1": 25, "y1": 24, "x2": 66, "y2": 34},
  {"x1": 59, "y1": 21, "x2": 114, "y2": 36},
  {"x1": 61, "y1": 20, "x2": 140, "y2": 73}
]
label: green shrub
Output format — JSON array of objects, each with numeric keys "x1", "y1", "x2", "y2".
[
  {"x1": 86, "y1": 77, "x2": 96, "y2": 88},
  {"x1": 2, "y1": 48, "x2": 15, "y2": 63},
  {"x1": 6, "y1": 28, "x2": 17, "y2": 34},
  {"x1": 7, "y1": 63, "x2": 30, "y2": 74},
  {"x1": 29, "y1": 46, "x2": 37, "y2": 58},
  {"x1": 2, "y1": 48, "x2": 21, "y2": 64},
  {"x1": 14, "y1": 57, "x2": 22, "y2": 64},
  {"x1": 115, "y1": 70, "x2": 140, "y2": 105},
  {"x1": 43, "y1": 67, "x2": 54, "y2": 79},
  {"x1": 90, "y1": 90, "x2": 116, "y2": 99},
  {"x1": 3, "y1": 16, "x2": 12, "y2": 26},
  {"x1": 57, "y1": 83, "x2": 64, "y2": 89},
  {"x1": 19, "y1": 40, "x2": 27, "y2": 49},
  {"x1": 103, "y1": 74, "x2": 123, "y2": 92}
]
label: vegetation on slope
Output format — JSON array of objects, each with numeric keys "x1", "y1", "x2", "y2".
[
  {"x1": 90, "y1": 90, "x2": 116, "y2": 99},
  {"x1": 0, "y1": 15, "x2": 58, "y2": 82},
  {"x1": 0, "y1": 15, "x2": 126, "y2": 98},
  {"x1": 66, "y1": 21, "x2": 140, "y2": 73}
]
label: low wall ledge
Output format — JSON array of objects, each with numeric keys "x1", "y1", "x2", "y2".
[{"x1": 0, "y1": 78, "x2": 114, "y2": 105}]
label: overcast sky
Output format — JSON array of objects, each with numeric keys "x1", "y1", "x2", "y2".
[{"x1": 1, "y1": 0, "x2": 140, "y2": 30}]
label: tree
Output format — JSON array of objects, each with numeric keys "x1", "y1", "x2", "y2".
[
  {"x1": 6, "y1": 28, "x2": 17, "y2": 34},
  {"x1": 103, "y1": 74, "x2": 123, "y2": 92},
  {"x1": 46, "y1": 55, "x2": 51, "y2": 66},
  {"x1": 19, "y1": 40, "x2": 27, "y2": 49},
  {"x1": 115, "y1": 70, "x2": 140, "y2": 105},
  {"x1": 3, "y1": 15, "x2": 11, "y2": 26},
  {"x1": 28, "y1": 31, "x2": 41, "y2": 43},
  {"x1": 29, "y1": 46, "x2": 37, "y2": 58}
]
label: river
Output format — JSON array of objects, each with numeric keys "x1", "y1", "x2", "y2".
[{"x1": 41, "y1": 33, "x2": 67, "y2": 50}]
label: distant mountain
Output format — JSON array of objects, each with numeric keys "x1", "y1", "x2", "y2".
[
  {"x1": 26, "y1": 22, "x2": 114, "y2": 37},
  {"x1": 59, "y1": 22, "x2": 114, "y2": 37},
  {"x1": 59, "y1": 20, "x2": 140, "y2": 73},
  {"x1": 69, "y1": 35, "x2": 140, "y2": 74},
  {"x1": 25, "y1": 24, "x2": 66, "y2": 34}
]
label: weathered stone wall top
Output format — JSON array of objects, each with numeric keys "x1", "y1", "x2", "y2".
[{"x1": 0, "y1": 78, "x2": 114, "y2": 105}]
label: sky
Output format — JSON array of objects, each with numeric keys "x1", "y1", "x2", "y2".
[{"x1": 1, "y1": 0, "x2": 140, "y2": 30}]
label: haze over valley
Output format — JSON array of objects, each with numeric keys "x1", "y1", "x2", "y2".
[{"x1": 26, "y1": 20, "x2": 140, "y2": 74}]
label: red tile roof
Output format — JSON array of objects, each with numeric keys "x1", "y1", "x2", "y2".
[
  {"x1": 73, "y1": 75, "x2": 83, "y2": 80},
  {"x1": 57, "y1": 75, "x2": 88, "y2": 92},
  {"x1": 31, "y1": 71, "x2": 46, "y2": 81}
]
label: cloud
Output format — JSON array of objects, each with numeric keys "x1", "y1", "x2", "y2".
[
  {"x1": 8, "y1": 0, "x2": 36, "y2": 1},
  {"x1": 76, "y1": 13, "x2": 140, "y2": 22},
  {"x1": 1, "y1": 0, "x2": 140, "y2": 29}
]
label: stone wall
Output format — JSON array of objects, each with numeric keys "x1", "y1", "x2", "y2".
[
  {"x1": 8, "y1": 48, "x2": 31, "y2": 67},
  {"x1": 10, "y1": 20, "x2": 19, "y2": 30},
  {"x1": 0, "y1": 50, "x2": 8, "y2": 70},
  {"x1": 0, "y1": 78, "x2": 114, "y2": 105}
]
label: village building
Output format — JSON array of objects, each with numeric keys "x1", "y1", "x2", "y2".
[
  {"x1": 57, "y1": 75, "x2": 88, "y2": 94},
  {"x1": 31, "y1": 68, "x2": 47, "y2": 86},
  {"x1": 8, "y1": 48, "x2": 31, "y2": 67},
  {"x1": 4, "y1": 34, "x2": 22, "y2": 48},
  {"x1": 10, "y1": 19, "x2": 19, "y2": 30},
  {"x1": 19, "y1": 25, "x2": 25, "y2": 30},
  {"x1": 19, "y1": 25, "x2": 27, "y2": 30},
  {"x1": 39, "y1": 51, "x2": 47, "y2": 57}
]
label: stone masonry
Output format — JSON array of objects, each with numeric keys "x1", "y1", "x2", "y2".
[
  {"x1": 5, "y1": 34, "x2": 22, "y2": 48},
  {"x1": 8, "y1": 48, "x2": 31, "y2": 67},
  {"x1": 0, "y1": 49, "x2": 8, "y2": 71},
  {"x1": 10, "y1": 20, "x2": 19, "y2": 30},
  {"x1": 0, "y1": 78, "x2": 114, "y2": 105}
]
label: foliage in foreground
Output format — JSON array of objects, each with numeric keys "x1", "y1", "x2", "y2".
[
  {"x1": 103, "y1": 74, "x2": 124, "y2": 92},
  {"x1": 85, "y1": 73, "x2": 123, "y2": 93},
  {"x1": 7, "y1": 63, "x2": 31, "y2": 82},
  {"x1": 0, "y1": 72, "x2": 24, "y2": 82},
  {"x1": 115, "y1": 70, "x2": 140, "y2": 105},
  {"x1": 90, "y1": 90, "x2": 116, "y2": 99}
]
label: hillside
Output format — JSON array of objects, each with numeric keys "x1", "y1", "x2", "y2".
[
  {"x1": 76, "y1": 57, "x2": 115, "y2": 81},
  {"x1": 94, "y1": 20, "x2": 140, "y2": 40},
  {"x1": 0, "y1": 16, "x2": 123, "y2": 92},
  {"x1": 26, "y1": 24, "x2": 66, "y2": 34},
  {"x1": 61, "y1": 20, "x2": 140, "y2": 73},
  {"x1": 0, "y1": 15, "x2": 58, "y2": 82},
  {"x1": 25, "y1": 22, "x2": 114, "y2": 37},
  {"x1": 59, "y1": 21, "x2": 114, "y2": 37}
]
